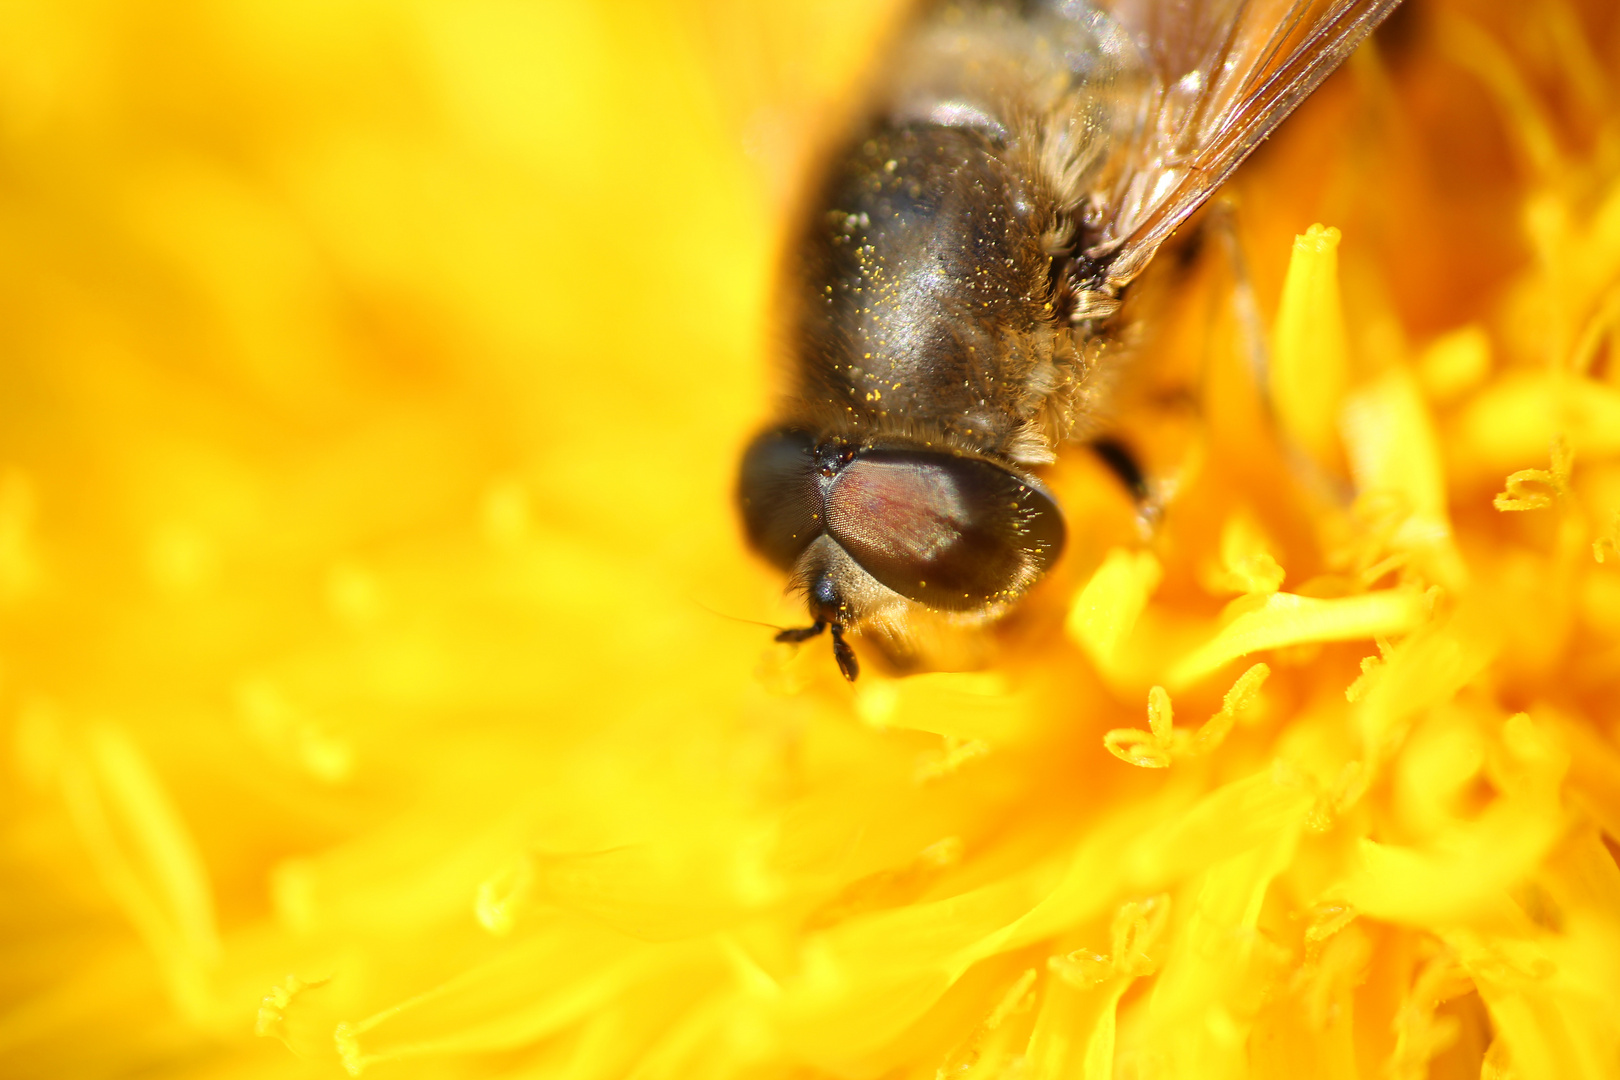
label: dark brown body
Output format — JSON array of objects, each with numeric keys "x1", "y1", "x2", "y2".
[
  {"x1": 786, "y1": 2, "x2": 1123, "y2": 470},
  {"x1": 792, "y1": 125, "x2": 1087, "y2": 463},
  {"x1": 740, "y1": 0, "x2": 1402, "y2": 678}
]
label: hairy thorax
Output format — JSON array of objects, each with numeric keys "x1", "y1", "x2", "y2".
[{"x1": 789, "y1": 125, "x2": 1098, "y2": 465}]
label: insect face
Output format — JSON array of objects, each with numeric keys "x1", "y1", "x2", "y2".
[{"x1": 739, "y1": 429, "x2": 1065, "y2": 677}]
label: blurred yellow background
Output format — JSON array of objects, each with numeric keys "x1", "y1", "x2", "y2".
[{"x1": 3, "y1": 1, "x2": 1620, "y2": 1078}]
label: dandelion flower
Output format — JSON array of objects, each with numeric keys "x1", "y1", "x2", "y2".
[{"x1": 3, "y1": 1, "x2": 1619, "y2": 1079}]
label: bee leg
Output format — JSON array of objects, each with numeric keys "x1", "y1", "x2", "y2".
[
  {"x1": 1205, "y1": 196, "x2": 1271, "y2": 392},
  {"x1": 774, "y1": 620, "x2": 826, "y2": 644},
  {"x1": 1090, "y1": 435, "x2": 1169, "y2": 537},
  {"x1": 1090, "y1": 437, "x2": 1148, "y2": 502},
  {"x1": 829, "y1": 624, "x2": 860, "y2": 682}
]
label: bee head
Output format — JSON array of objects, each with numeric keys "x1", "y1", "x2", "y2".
[{"x1": 737, "y1": 428, "x2": 1065, "y2": 678}]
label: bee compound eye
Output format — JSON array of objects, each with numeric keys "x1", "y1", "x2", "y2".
[
  {"x1": 737, "y1": 429, "x2": 826, "y2": 569},
  {"x1": 824, "y1": 450, "x2": 1065, "y2": 611}
]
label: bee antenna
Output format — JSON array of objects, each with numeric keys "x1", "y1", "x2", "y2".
[{"x1": 687, "y1": 597, "x2": 791, "y2": 633}]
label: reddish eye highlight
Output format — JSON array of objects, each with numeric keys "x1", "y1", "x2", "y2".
[
  {"x1": 825, "y1": 450, "x2": 1063, "y2": 611},
  {"x1": 828, "y1": 459, "x2": 968, "y2": 560}
]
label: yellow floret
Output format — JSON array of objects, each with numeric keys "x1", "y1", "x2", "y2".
[{"x1": 2, "y1": 2, "x2": 1619, "y2": 1079}]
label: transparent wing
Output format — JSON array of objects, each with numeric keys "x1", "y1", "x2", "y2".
[{"x1": 1078, "y1": 0, "x2": 1402, "y2": 294}]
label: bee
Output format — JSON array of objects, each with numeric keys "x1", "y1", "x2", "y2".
[{"x1": 739, "y1": 0, "x2": 1402, "y2": 680}]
